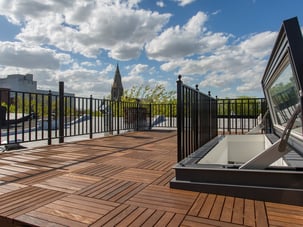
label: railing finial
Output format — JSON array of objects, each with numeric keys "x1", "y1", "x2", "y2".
[
  {"x1": 208, "y1": 91, "x2": 211, "y2": 96},
  {"x1": 178, "y1": 75, "x2": 182, "y2": 81},
  {"x1": 195, "y1": 84, "x2": 199, "y2": 91}
]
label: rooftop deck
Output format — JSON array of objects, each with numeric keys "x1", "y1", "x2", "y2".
[{"x1": 0, "y1": 130, "x2": 302, "y2": 226}]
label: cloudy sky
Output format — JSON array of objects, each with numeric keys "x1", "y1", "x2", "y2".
[{"x1": 0, "y1": 0, "x2": 303, "y2": 98}]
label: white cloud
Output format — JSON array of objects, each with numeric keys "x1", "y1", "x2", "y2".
[
  {"x1": 175, "y1": 0, "x2": 196, "y2": 7},
  {"x1": 239, "y1": 31, "x2": 276, "y2": 58},
  {"x1": 156, "y1": 1, "x2": 165, "y2": 8},
  {"x1": 0, "y1": 41, "x2": 69, "y2": 69},
  {"x1": 160, "y1": 30, "x2": 277, "y2": 96},
  {"x1": 129, "y1": 64, "x2": 149, "y2": 76},
  {"x1": 146, "y1": 12, "x2": 229, "y2": 61},
  {"x1": 1, "y1": 0, "x2": 171, "y2": 60}
]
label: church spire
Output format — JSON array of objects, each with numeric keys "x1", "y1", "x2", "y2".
[{"x1": 111, "y1": 64, "x2": 124, "y2": 101}]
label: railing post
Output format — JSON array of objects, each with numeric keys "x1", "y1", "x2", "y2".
[
  {"x1": 228, "y1": 99, "x2": 231, "y2": 134},
  {"x1": 149, "y1": 103, "x2": 152, "y2": 130},
  {"x1": 59, "y1": 81, "x2": 64, "y2": 143},
  {"x1": 208, "y1": 91, "x2": 212, "y2": 141},
  {"x1": 169, "y1": 103, "x2": 172, "y2": 127},
  {"x1": 215, "y1": 96, "x2": 218, "y2": 137},
  {"x1": 136, "y1": 100, "x2": 139, "y2": 131},
  {"x1": 117, "y1": 101, "x2": 120, "y2": 135},
  {"x1": 48, "y1": 90, "x2": 52, "y2": 145},
  {"x1": 177, "y1": 75, "x2": 183, "y2": 162},
  {"x1": 89, "y1": 95, "x2": 93, "y2": 139},
  {"x1": 195, "y1": 85, "x2": 199, "y2": 151}
]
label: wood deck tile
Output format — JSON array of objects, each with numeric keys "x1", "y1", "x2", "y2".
[
  {"x1": 182, "y1": 215, "x2": 244, "y2": 227},
  {"x1": 33, "y1": 173, "x2": 101, "y2": 193},
  {"x1": 111, "y1": 167, "x2": 164, "y2": 184},
  {"x1": 0, "y1": 183, "x2": 26, "y2": 195},
  {"x1": 126, "y1": 184, "x2": 198, "y2": 214},
  {"x1": 152, "y1": 168, "x2": 175, "y2": 186},
  {"x1": 18, "y1": 194, "x2": 119, "y2": 225},
  {"x1": 0, "y1": 186, "x2": 66, "y2": 218},
  {"x1": 135, "y1": 159, "x2": 176, "y2": 171},
  {"x1": 90, "y1": 204, "x2": 131, "y2": 227},
  {"x1": 15, "y1": 170, "x2": 65, "y2": 185},
  {"x1": 16, "y1": 210, "x2": 87, "y2": 227},
  {"x1": 75, "y1": 163, "x2": 126, "y2": 177},
  {"x1": 102, "y1": 156, "x2": 145, "y2": 168},
  {"x1": 266, "y1": 202, "x2": 303, "y2": 226},
  {"x1": 78, "y1": 177, "x2": 147, "y2": 203}
]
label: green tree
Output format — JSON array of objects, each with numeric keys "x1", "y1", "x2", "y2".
[
  {"x1": 122, "y1": 84, "x2": 176, "y2": 104},
  {"x1": 121, "y1": 84, "x2": 177, "y2": 117}
]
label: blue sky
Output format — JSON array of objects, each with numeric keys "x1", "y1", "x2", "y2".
[{"x1": 0, "y1": 0, "x2": 303, "y2": 99}]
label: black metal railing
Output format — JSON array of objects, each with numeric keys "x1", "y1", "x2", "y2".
[
  {"x1": 1, "y1": 80, "x2": 270, "y2": 155},
  {"x1": 217, "y1": 98, "x2": 270, "y2": 134},
  {"x1": 176, "y1": 75, "x2": 217, "y2": 162},
  {"x1": 0, "y1": 83, "x2": 177, "y2": 147},
  {"x1": 176, "y1": 76, "x2": 271, "y2": 162}
]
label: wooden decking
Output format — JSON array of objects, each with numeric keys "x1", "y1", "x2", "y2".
[{"x1": 0, "y1": 130, "x2": 303, "y2": 226}]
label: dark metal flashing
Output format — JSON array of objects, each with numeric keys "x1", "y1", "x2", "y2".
[{"x1": 170, "y1": 178, "x2": 303, "y2": 206}]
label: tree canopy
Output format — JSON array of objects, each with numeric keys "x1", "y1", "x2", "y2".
[{"x1": 122, "y1": 84, "x2": 176, "y2": 104}]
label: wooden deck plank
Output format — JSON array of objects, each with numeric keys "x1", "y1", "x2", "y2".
[
  {"x1": 35, "y1": 206, "x2": 97, "y2": 224},
  {"x1": 127, "y1": 208, "x2": 156, "y2": 227},
  {"x1": 152, "y1": 168, "x2": 175, "y2": 186},
  {"x1": 16, "y1": 170, "x2": 65, "y2": 185},
  {"x1": 209, "y1": 195, "x2": 225, "y2": 220},
  {"x1": 220, "y1": 196, "x2": 234, "y2": 223},
  {"x1": 232, "y1": 198, "x2": 244, "y2": 225},
  {"x1": 154, "y1": 212, "x2": 175, "y2": 227},
  {"x1": 126, "y1": 185, "x2": 198, "y2": 214},
  {"x1": 182, "y1": 215, "x2": 244, "y2": 227},
  {"x1": 19, "y1": 210, "x2": 87, "y2": 227},
  {"x1": 0, "y1": 183, "x2": 26, "y2": 195},
  {"x1": 255, "y1": 201, "x2": 268, "y2": 227},
  {"x1": 109, "y1": 182, "x2": 147, "y2": 203},
  {"x1": 115, "y1": 207, "x2": 147, "y2": 227},
  {"x1": 188, "y1": 193, "x2": 207, "y2": 216},
  {"x1": 198, "y1": 194, "x2": 216, "y2": 218},
  {"x1": 244, "y1": 199, "x2": 255, "y2": 227},
  {"x1": 15, "y1": 213, "x2": 66, "y2": 227},
  {"x1": 90, "y1": 204, "x2": 133, "y2": 227},
  {"x1": 141, "y1": 210, "x2": 166, "y2": 227},
  {"x1": 0, "y1": 186, "x2": 66, "y2": 218},
  {"x1": 166, "y1": 213, "x2": 185, "y2": 227},
  {"x1": 33, "y1": 173, "x2": 100, "y2": 193},
  {"x1": 111, "y1": 167, "x2": 164, "y2": 184},
  {"x1": 76, "y1": 163, "x2": 126, "y2": 177},
  {"x1": 77, "y1": 177, "x2": 147, "y2": 203}
]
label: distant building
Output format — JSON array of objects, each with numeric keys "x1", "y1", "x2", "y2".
[
  {"x1": 0, "y1": 74, "x2": 74, "y2": 96},
  {"x1": 0, "y1": 74, "x2": 75, "y2": 109},
  {"x1": 0, "y1": 74, "x2": 37, "y2": 93},
  {"x1": 111, "y1": 64, "x2": 124, "y2": 101}
]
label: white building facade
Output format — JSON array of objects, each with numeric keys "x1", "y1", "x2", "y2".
[{"x1": 0, "y1": 74, "x2": 37, "y2": 93}]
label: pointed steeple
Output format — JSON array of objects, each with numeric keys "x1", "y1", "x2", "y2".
[{"x1": 111, "y1": 64, "x2": 124, "y2": 101}]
